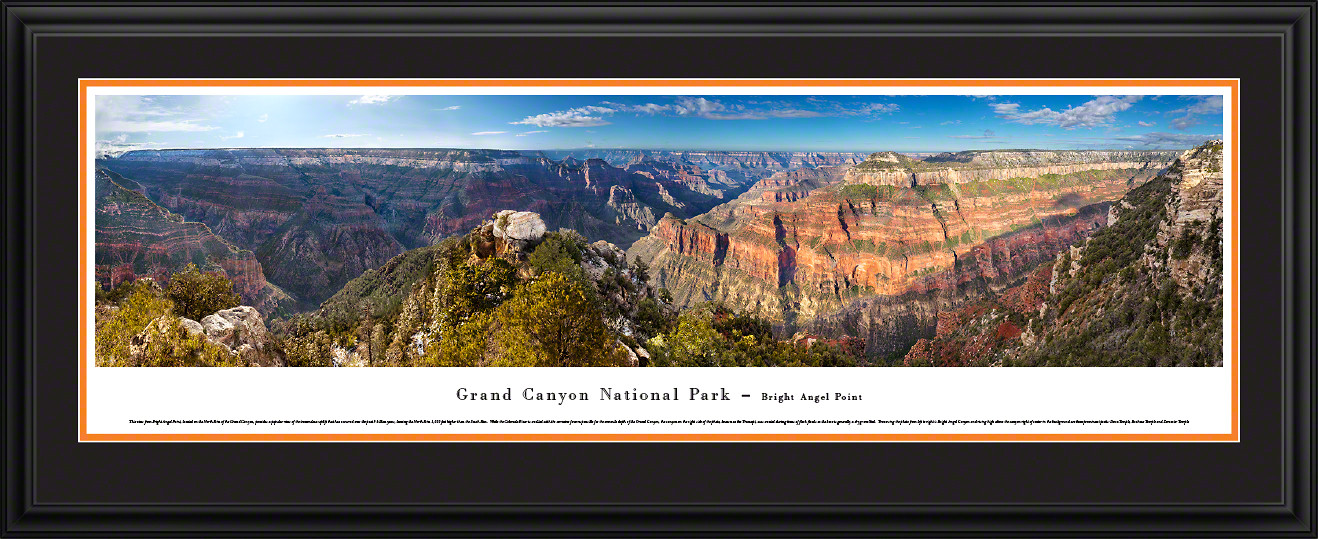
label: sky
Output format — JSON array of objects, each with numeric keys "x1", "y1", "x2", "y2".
[{"x1": 94, "y1": 93, "x2": 1225, "y2": 155}]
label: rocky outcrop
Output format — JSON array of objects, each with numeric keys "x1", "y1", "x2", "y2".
[
  {"x1": 198, "y1": 306, "x2": 284, "y2": 366},
  {"x1": 1146, "y1": 141, "x2": 1225, "y2": 293},
  {"x1": 492, "y1": 210, "x2": 548, "y2": 252},
  {"x1": 125, "y1": 305, "x2": 283, "y2": 367},
  {"x1": 299, "y1": 218, "x2": 667, "y2": 367},
  {"x1": 845, "y1": 149, "x2": 1179, "y2": 187},
  {"x1": 606, "y1": 185, "x2": 659, "y2": 231}
]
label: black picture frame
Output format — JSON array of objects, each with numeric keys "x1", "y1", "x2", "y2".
[{"x1": 3, "y1": 2, "x2": 1312, "y2": 536}]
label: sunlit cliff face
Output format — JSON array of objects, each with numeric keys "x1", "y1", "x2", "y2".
[{"x1": 629, "y1": 149, "x2": 1180, "y2": 327}]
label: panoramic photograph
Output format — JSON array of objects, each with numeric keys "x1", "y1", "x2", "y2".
[{"x1": 91, "y1": 92, "x2": 1226, "y2": 368}]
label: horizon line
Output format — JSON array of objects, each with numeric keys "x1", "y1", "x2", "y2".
[{"x1": 97, "y1": 145, "x2": 1200, "y2": 156}]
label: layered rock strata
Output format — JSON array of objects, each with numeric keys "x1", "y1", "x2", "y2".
[
  {"x1": 630, "y1": 149, "x2": 1179, "y2": 355},
  {"x1": 94, "y1": 169, "x2": 293, "y2": 314},
  {"x1": 97, "y1": 148, "x2": 807, "y2": 307},
  {"x1": 897, "y1": 140, "x2": 1226, "y2": 366}
]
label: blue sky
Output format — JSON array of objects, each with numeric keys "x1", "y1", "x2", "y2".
[{"x1": 95, "y1": 93, "x2": 1224, "y2": 155}]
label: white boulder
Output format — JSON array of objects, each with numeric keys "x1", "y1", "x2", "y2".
[{"x1": 491, "y1": 210, "x2": 547, "y2": 247}]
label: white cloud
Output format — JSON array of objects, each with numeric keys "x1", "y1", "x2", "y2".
[
  {"x1": 1172, "y1": 95, "x2": 1224, "y2": 115},
  {"x1": 471, "y1": 131, "x2": 507, "y2": 136},
  {"x1": 511, "y1": 106, "x2": 614, "y2": 127},
  {"x1": 515, "y1": 130, "x2": 547, "y2": 137},
  {"x1": 626, "y1": 103, "x2": 671, "y2": 115},
  {"x1": 220, "y1": 131, "x2": 245, "y2": 140},
  {"x1": 1138, "y1": 120, "x2": 1156, "y2": 127},
  {"x1": 993, "y1": 95, "x2": 1142, "y2": 129},
  {"x1": 665, "y1": 97, "x2": 896, "y2": 120},
  {"x1": 349, "y1": 95, "x2": 399, "y2": 106},
  {"x1": 322, "y1": 133, "x2": 368, "y2": 138},
  {"x1": 852, "y1": 103, "x2": 901, "y2": 115},
  {"x1": 435, "y1": 105, "x2": 461, "y2": 111},
  {"x1": 94, "y1": 135, "x2": 168, "y2": 157},
  {"x1": 96, "y1": 95, "x2": 220, "y2": 133},
  {"x1": 1111, "y1": 131, "x2": 1221, "y2": 147},
  {"x1": 1166, "y1": 95, "x2": 1223, "y2": 130},
  {"x1": 949, "y1": 129, "x2": 998, "y2": 139},
  {"x1": 257, "y1": 114, "x2": 268, "y2": 123},
  {"x1": 940, "y1": 120, "x2": 962, "y2": 125},
  {"x1": 518, "y1": 97, "x2": 898, "y2": 126}
]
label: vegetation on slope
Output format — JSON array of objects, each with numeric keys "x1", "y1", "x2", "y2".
[
  {"x1": 268, "y1": 214, "x2": 865, "y2": 367},
  {"x1": 95, "y1": 277, "x2": 245, "y2": 367},
  {"x1": 902, "y1": 143, "x2": 1225, "y2": 367}
]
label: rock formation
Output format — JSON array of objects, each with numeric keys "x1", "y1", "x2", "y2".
[
  {"x1": 94, "y1": 169, "x2": 294, "y2": 314},
  {"x1": 96, "y1": 148, "x2": 817, "y2": 307},
  {"x1": 198, "y1": 306, "x2": 283, "y2": 367},
  {"x1": 126, "y1": 305, "x2": 283, "y2": 367},
  {"x1": 629, "y1": 148, "x2": 1181, "y2": 356},
  {"x1": 898, "y1": 140, "x2": 1225, "y2": 366},
  {"x1": 491, "y1": 210, "x2": 548, "y2": 251}
]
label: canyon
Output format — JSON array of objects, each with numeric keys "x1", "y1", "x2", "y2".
[
  {"x1": 94, "y1": 169, "x2": 294, "y2": 314},
  {"x1": 627, "y1": 148, "x2": 1182, "y2": 359},
  {"x1": 95, "y1": 144, "x2": 1216, "y2": 363},
  {"x1": 899, "y1": 141, "x2": 1226, "y2": 366},
  {"x1": 93, "y1": 140, "x2": 1228, "y2": 367},
  {"x1": 96, "y1": 148, "x2": 827, "y2": 309}
]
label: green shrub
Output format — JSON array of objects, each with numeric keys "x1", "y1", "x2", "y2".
[
  {"x1": 96, "y1": 281, "x2": 172, "y2": 366},
  {"x1": 166, "y1": 263, "x2": 242, "y2": 320},
  {"x1": 1171, "y1": 223, "x2": 1202, "y2": 260},
  {"x1": 840, "y1": 184, "x2": 878, "y2": 202}
]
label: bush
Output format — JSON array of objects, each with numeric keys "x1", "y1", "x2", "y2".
[
  {"x1": 841, "y1": 184, "x2": 878, "y2": 202},
  {"x1": 166, "y1": 263, "x2": 242, "y2": 320},
  {"x1": 281, "y1": 330, "x2": 337, "y2": 367},
  {"x1": 528, "y1": 231, "x2": 587, "y2": 280},
  {"x1": 1171, "y1": 224, "x2": 1202, "y2": 260},
  {"x1": 436, "y1": 257, "x2": 517, "y2": 331},
  {"x1": 634, "y1": 297, "x2": 672, "y2": 339},
  {"x1": 95, "y1": 281, "x2": 172, "y2": 366},
  {"x1": 487, "y1": 271, "x2": 625, "y2": 367},
  {"x1": 132, "y1": 316, "x2": 240, "y2": 367}
]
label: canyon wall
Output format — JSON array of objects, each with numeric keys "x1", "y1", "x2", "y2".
[
  {"x1": 629, "y1": 149, "x2": 1178, "y2": 355},
  {"x1": 845, "y1": 149, "x2": 1179, "y2": 187},
  {"x1": 97, "y1": 148, "x2": 812, "y2": 308},
  {"x1": 896, "y1": 141, "x2": 1226, "y2": 366},
  {"x1": 94, "y1": 170, "x2": 294, "y2": 314},
  {"x1": 538, "y1": 149, "x2": 868, "y2": 169}
]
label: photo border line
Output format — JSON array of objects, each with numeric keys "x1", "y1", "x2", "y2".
[{"x1": 77, "y1": 78, "x2": 1241, "y2": 443}]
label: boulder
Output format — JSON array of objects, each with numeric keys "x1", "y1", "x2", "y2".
[
  {"x1": 618, "y1": 339, "x2": 640, "y2": 367},
  {"x1": 200, "y1": 306, "x2": 282, "y2": 367},
  {"x1": 178, "y1": 317, "x2": 204, "y2": 338},
  {"x1": 330, "y1": 344, "x2": 365, "y2": 367},
  {"x1": 491, "y1": 210, "x2": 546, "y2": 251},
  {"x1": 127, "y1": 316, "x2": 176, "y2": 361}
]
